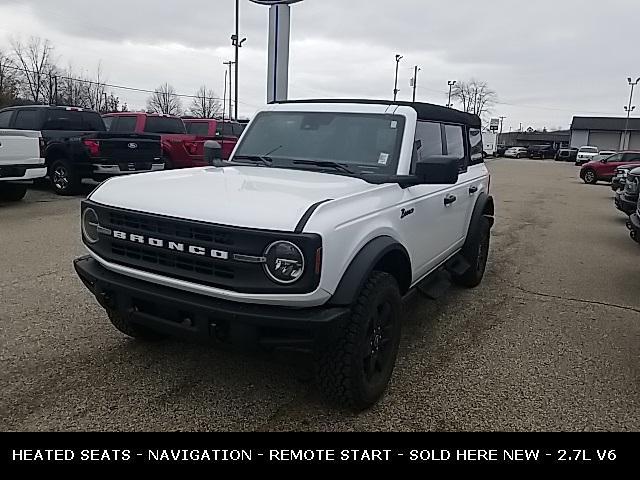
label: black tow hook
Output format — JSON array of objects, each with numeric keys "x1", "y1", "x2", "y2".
[{"x1": 96, "y1": 290, "x2": 115, "y2": 309}]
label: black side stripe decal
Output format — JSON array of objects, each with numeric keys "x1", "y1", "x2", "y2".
[{"x1": 294, "y1": 199, "x2": 333, "y2": 233}]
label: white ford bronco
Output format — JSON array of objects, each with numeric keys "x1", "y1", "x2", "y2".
[{"x1": 74, "y1": 100, "x2": 494, "y2": 410}]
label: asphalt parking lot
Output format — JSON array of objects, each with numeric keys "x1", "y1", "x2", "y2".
[{"x1": 1, "y1": 159, "x2": 638, "y2": 432}]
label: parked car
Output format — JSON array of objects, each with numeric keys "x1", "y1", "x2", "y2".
[
  {"x1": 0, "y1": 128, "x2": 46, "y2": 201},
  {"x1": 496, "y1": 144, "x2": 507, "y2": 157},
  {"x1": 555, "y1": 148, "x2": 578, "y2": 162},
  {"x1": 528, "y1": 144, "x2": 557, "y2": 159},
  {"x1": 575, "y1": 146, "x2": 600, "y2": 165},
  {"x1": 104, "y1": 113, "x2": 205, "y2": 170},
  {"x1": 615, "y1": 167, "x2": 640, "y2": 215},
  {"x1": 611, "y1": 163, "x2": 640, "y2": 191},
  {"x1": 580, "y1": 151, "x2": 640, "y2": 184},
  {"x1": 183, "y1": 119, "x2": 246, "y2": 160},
  {"x1": 627, "y1": 186, "x2": 640, "y2": 244},
  {"x1": 504, "y1": 146, "x2": 528, "y2": 158},
  {"x1": 73, "y1": 100, "x2": 495, "y2": 410},
  {"x1": 0, "y1": 106, "x2": 163, "y2": 195}
]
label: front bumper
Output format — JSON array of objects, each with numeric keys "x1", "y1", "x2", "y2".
[
  {"x1": 74, "y1": 256, "x2": 348, "y2": 347},
  {"x1": 614, "y1": 192, "x2": 638, "y2": 215}
]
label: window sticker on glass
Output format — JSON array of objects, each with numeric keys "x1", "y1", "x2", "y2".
[
  {"x1": 378, "y1": 153, "x2": 390, "y2": 165},
  {"x1": 390, "y1": 121, "x2": 398, "y2": 129}
]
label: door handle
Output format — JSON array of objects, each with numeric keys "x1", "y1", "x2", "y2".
[
  {"x1": 444, "y1": 194, "x2": 457, "y2": 206},
  {"x1": 469, "y1": 185, "x2": 478, "y2": 194}
]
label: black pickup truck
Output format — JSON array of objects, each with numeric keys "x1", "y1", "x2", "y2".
[{"x1": 0, "y1": 106, "x2": 163, "y2": 195}]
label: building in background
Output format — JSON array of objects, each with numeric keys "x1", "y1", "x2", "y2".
[
  {"x1": 570, "y1": 117, "x2": 640, "y2": 151},
  {"x1": 498, "y1": 130, "x2": 570, "y2": 149}
]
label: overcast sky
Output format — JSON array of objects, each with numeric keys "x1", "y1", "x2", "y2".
[{"x1": 1, "y1": 0, "x2": 639, "y2": 131}]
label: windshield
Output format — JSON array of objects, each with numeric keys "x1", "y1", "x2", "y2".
[
  {"x1": 579, "y1": 147, "x2": 598, "y2": 153},
  {"x1": 233, "y1": 111, "x2": 406, "y2": 174},
  {"x1": 145, "y1": 116, "x2": 186, "y2": 134}
]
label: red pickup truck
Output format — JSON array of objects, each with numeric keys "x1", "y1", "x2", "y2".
[
  {"x1": 183, "y1": 119, "x2": 246, "y2": 160},
  {"x1": 103, "y1": 113, "x2": 205, "y2": 169}
]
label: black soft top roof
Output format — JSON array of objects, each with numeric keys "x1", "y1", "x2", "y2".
[{"x1": 271, "y1": 99, "x2": 481, "y2": 128}]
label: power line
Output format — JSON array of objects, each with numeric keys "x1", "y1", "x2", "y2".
[{"x1": 2, "y1": 63, "x2": 260, "y2": 108}]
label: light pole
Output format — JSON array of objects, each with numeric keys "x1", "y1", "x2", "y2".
[
  {"x1": 411, "y1": 66, "x2": 420, "y2": 103},
  {"x1": 623, "y1": 76, "x2": 639, "y2": 150},
  {"x1": 499, "y1": 116, "x2": 506, "y2": 144},
  {"x1": 393, "y1": 54, "x2": 403, "y2": 101},
  {"x1": 231, "y1": 0, "x2": 246, "y2": 121},
  {"x1": 447, "y1": 80, "x2": 456, "y2": 108}
]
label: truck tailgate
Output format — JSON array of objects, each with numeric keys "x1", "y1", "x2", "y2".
[
  {"x1": 90, "y1": 133, "x2": 162, "y2": 164},
  {"x1": 0, "y1": 130, "x2": 42, "y2": 167}
]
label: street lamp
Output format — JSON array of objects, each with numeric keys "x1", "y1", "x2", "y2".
[
  {"x1": 447, "y1": 80, "x2": 456, "y2": 108},
  {"x1": 231, "y1": 0, "x2": 246, "y2": 121},
  {"x1": 623, "y1": 76, "x2": 640, "y2": 150},
  {"x1": 393, "y1": 54, "x2": 403, "y2": 101}
]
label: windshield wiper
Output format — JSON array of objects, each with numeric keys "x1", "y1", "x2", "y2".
[
  {"x1": 293, "y1": 160, "x2": 354, "y2": 175},
  {"x1": 233, "y1": 155, "x2": 273, "y2": 167}
]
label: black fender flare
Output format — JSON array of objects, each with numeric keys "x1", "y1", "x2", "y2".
[
  {"x1": 463, "y1": 192, "x2": 495, "y2": 254},
  {"x1": 328, "y1": 236, "x2": 411, "y2": 307}
]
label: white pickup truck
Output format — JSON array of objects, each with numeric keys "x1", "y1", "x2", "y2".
[{"x1": 0, "y1": 129, "x2": 46, "y2": 201}]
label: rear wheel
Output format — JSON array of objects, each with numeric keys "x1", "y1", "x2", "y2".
[
  {"x1": 163, "y1": 155, "x2": 174, "y2": 170},
  {"x1": 0, "y1": 183, "x2": 28, "y2": 202},
  {"x1": 583, "y1": 169, "x2": 597, "y2": 184},
  {"x1": 315, "y1": 271, "x2": 402, "y2": 410},
  {"x1": 453, "y1": 216, "x2": 491, "y2": 288},
  {"x1": 49, "y1": 159, "x2": 80, "y2": 195}
]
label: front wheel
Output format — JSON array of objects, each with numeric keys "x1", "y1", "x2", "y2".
[
  {"x1": 0, "y1": 183, "x2": 28, "y2": 202},
  {"x1": 49, "y1": 159, "x2": 81, "y2": 195},
  {"x1": 583, "y1": 169, "x2": 597, "y2": 184},
  {"x1": 315, "y1": 271, "x2": 402, "y2": 410},
  {"x1": 453, "y1": 216, "x2": 491, "y2": 288}
]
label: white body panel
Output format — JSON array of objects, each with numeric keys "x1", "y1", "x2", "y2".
[
  {"x1": 0, "y1": 129, "x2": 45, "y2": 182},
  {"x1": 87, "y1": 102, "x2": 490, "y2": 307},
  {"x1": 482, "y1": 132, "x2": 497, "y2": 155}
]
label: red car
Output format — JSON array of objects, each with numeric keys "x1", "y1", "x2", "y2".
[
  {"x1": 103, "y1": 113, "x2": 205, "y2": 169},
  {"x1": 183, "y1": 119, "x2": 246, "y2": 160},
  {"x1": 580, "y1": 151, "x2": 640, "y2": 184}
]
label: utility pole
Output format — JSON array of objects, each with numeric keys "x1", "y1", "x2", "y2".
[
  {"x1": 411, "y1": 66, "x2": 420, "y2": 102},
  {"x1": 103, "y1": 92, "x2": 108, "y2": 113},
  {"x1": 223, "y1": 61, "x2": 234, "y2": 120},
  {"x1": 447, "y1": 80, "x2": 456, "y2": 108},
  {"x1": 231, "y1": 0, "x2": 246, "y2": 120},
  {"x1": 54, "y1": 76, "x2": 58, "y2": 105},
  {"x1": 624, "y1": 76, "x2": 639, "y2": 150},
  {"x1": 499, "y1": 116, "x2": 506, "y2": 144},
  {"x1": 393, "y1": 54, "x2": 403, "y2": 101}
]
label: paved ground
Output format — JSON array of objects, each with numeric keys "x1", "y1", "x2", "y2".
[{"x1": 0, "y1": 159, "x2": 638, "y2": 431}]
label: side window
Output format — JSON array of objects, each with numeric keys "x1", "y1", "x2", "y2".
[
  {"x1": 103, "y1": 116, "x2": 114, "y2": 131},
  {"x1": 14, "y1": 110, "x2": 39, "y2": 130},
  {"x1": 623, "y1": 153, "x2": 640, "y2": 163},
  {"x1": 469, "y1": 128, "x2": 483, "y2": 165},
  {"x1": 0, "y1": 110, "x2": 13, "y2": 128},
  {"x1": 232, "y1": 123, "x2": 246, "y2": 136},
  {"x1": 82, "y1": 112, "x2": 106, "y2": 131},
  {"x1": 443, "y1": 124, "x2": 468, "y2": 172},
  {"x1": 42, "y1": 110, "x2": 83, "y2": 130},
  {"x1": 220, "y1": 123, "x2": 235, "y2": 136},
  {"x1": 116, "y1": 116, "x2": 137, "y2": 132},
  {"x1": 411, "y1": 121, "x2": 443, "y2": 172},
  {"x1": 606, "y1": 154, "x2": 622, "y2": 163}
]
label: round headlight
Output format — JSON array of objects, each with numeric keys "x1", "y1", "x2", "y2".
[
  {"x1": 263, "y1": 241, "x2": 304, "y2": 284},
  {"x1": 82, "y1": 208, "x2": 100, "y2": 244}
]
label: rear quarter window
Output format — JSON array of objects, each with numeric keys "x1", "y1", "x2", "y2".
[
  {"x1": 185, "y1": 122, "x2": 210, "y2": 135},
  {"x1": 0, "y1": 110, "x2": 14, "y2": 128},
  {"x1": 13, "y1": 110, "x2": 40, "y2": 130}
]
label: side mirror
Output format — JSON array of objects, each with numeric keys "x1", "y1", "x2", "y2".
[
  {"x1": 415, "y1": 156, "x2": 459, "y2": 184},
  {"x1": 204, "y1": 140, "x2": 223, "y2": 167}
]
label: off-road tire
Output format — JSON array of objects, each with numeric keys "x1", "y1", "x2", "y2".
[
  {"x1": 107, "y1": 309, "x2": 166, "y2": 341},
  {"x1": 453, "y1": 216, "x2": 491, "y2": 288},
  {"x1": 315, "y1": 271, "x2": 402, "y2": 411},
  {"x1": 583, "y1": 169, "x2": 597, "y2": 184},
  {"x1": 0, "y1": 183, "x2": 28, "y2": 202},
  {"x1": 49, "y1": 158, "x2": 81, "y2": 195}
]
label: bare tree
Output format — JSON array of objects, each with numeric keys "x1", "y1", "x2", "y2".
[
  {"x1": 451, "y1": 79, "x2": 497, "y2": 118},
  {"x1": 147, "y1": 83, "x2": 182, "y2": 115},
  {"x1": 189, "y1": 86, "x2": 222, "y2": 118},
  {"x1": 0, "y1": 49, "x2": 19, "y2": 107},
  {"x1": 10, "y1": 36, "x2": 55, "y2": 103}
]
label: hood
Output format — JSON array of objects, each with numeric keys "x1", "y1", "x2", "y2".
[{"x1": 89, "y1": 166, "x2": 375, "y2": 231}]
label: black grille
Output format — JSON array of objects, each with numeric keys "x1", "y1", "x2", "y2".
[{"x1": 84, "y1": 201, "x2": 322, "y2": 294}]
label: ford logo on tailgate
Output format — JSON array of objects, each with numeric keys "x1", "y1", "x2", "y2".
[{"x1": 127, "y1": 143, "x2": 138, "y2": 149}]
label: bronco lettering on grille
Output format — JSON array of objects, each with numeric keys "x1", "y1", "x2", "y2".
[{"x1": 112, "y1": 230, "x2": 229, "y2": 259}]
